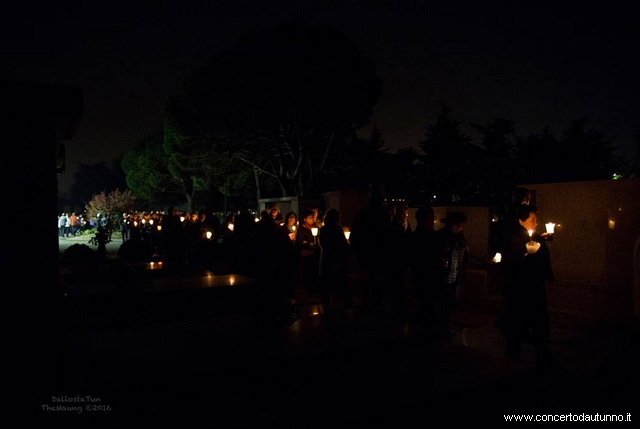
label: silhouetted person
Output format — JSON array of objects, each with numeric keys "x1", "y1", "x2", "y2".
[
  {"x1": 318, "y1": 208, "x2": 355, "y2": 311},
  {"x1": 434, "y1": 211, "x2": 469, "y2": 345},
  {"x1": 162, "y1": 207, "x2": 187, "y2": 271},
  {"x1": 349, "y1": 183, "x2": 391, "y2": 315},
  {"x1": 501, "y1": 204, "x2": 554, "y2": 367},
  {"x1": 252, "y1": 209, "x2": 284, "y2": 323},
  {"x1": 492, "y1": 187, "x2": 532, "y2": 255},
  {"x1": 494, "y1": 186, "x2": 533, "y2": 336},
  {"x1": 409, "y1": 205, "x2": 440, "y2": 332},
  {"x1": 234, "y1": 207, "x2": 257, "y2": 276},
  {"x1": 296, "y1": 209, "x2": 320, "y2": 298},
  {"x1": 276, "y1": 211, "x2": 299, "y2": 302},
  {"x1": 386, "y1": 201, "x2": 412, "y2": 318}
]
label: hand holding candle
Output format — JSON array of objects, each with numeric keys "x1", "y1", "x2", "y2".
[
  {"x1": 526, "y1": 229, "x2": 540, "y2": 254},
  {"x1": 526, "y1": 241, "x2": 541, "y2": 254}
]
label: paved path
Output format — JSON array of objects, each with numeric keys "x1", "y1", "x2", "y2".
[
  {"x1": 54, "y1": 234, "x2": 639, "y2": 427},
  {"x1": 58, "y1": 232, "x2": 123, "y2": 257}
]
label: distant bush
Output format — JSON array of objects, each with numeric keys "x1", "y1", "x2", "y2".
[
  {"x1": 118, "y1": 240, "x2": 154, "y2": 262},
  {"x1": 61, "y1": 243, "x2": 98, "y2": 266}
]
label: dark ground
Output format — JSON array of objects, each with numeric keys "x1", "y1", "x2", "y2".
[{"x1": 49, "y1": 234, "x2": 639, "y2": 427}]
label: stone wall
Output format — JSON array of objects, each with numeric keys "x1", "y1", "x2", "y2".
[
  {"x1": 322, "y1": 180, "x2": 640, "y2": 322},
  {"x1": 523, "y1": 179, "x2": 640, "y2": 321}
]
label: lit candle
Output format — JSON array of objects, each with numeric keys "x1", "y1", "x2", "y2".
[
  {"x1": 180, "y1": 216, "x2": 185, "y2": 223},
  {"x1": 344, "y1": 231, "x2": 351, "y2": 240},
  {"x1": 311, "y1": 227, "x2": 318, "y2": 237},
  {"x1": 157, "y1": 225, "x2": 162, "y2": 231},
  {"x1": 545, "y1": 222, "x2": 555, "y2": 234},
  {"x1": 228, "y1": 223, "x2": 234, "y2": 232},
  {"x1": 526, "y1": 241, "x2": 540, "y2": 254},
  {"x1": 528, "y1": 229, "x2": 534, "y2": 239},
  {"x1": 206, "y1": 231, "x2": 213, "y2": 240},
  {"x1": 492, "y1": 252, "x2": 501, "y2": 263}
]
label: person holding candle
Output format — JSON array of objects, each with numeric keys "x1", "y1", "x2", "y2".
[
  {"x1": 501, "y1": 204, "x2": 555, "y2": 367},
  {"x1": 296, "y1": 209, "x2": 321, "y2": 298},
  {"x1": 434, "y1": 211, "x2": 469, "y2": 345},
  {"x1": 349, "y1": 182, "x2": 391, "y2": 315},
  {"x1": 276, "y1": 211, "x2": 300, "y2": 302},
  {"x1": 318, "y1": 209, "x2": 355, "y2": 310}
]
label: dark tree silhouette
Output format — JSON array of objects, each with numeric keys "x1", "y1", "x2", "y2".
[
  {"x1": 121, "y1": 131, "x2": 186, "y2": 209},
  {"x1": 417, "y1": 104, "x2": 475, "y2": 204},
  {"x1": 514, "y1": 118, "x2": 618, "y2": 184},
  {"x1": 166, "y1": 20, "x2": 383, "y2": 198},
  {"x1": 470, "y1": 118, "x2": 518, "y2": 205}
]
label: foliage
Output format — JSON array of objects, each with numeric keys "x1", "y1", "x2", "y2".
[
  {"x1": 117, "y1": 239, "x2": 154, "y2": 262},
  {"x1": 121, "y1": 130, "x2": 185, "y2": 208},
  {"x1": 417, "y1": 104, "x2": 475, "y2": 204},
  {"x1": 60, "y1": 243, "x2": 98, "y2": 266},
  {"x1": 413, "y1": 110, "x2": 623, "y2": 207},
  {"x1": 615, "y1": 133, "x2": 640, "y2": 178},
  {"x1": 514, "y1": 118, "x2": 619, "y2": 184},
  {"x1": 469, "y1": 118, "x2": 518, "y2": 204},
  {"x1": 167, "y1": 20, "x2": 383, "y2": 198},
  {"x1": 319, "y1": 126, "x2": 390, "y2": 192},
  {"x1": 85, "y1": 188, "x2": 136, "y2": 221},
  {"x1": 88, "y1": 228, "x2": 111, "y2": 247},
  {"x1": 68, "y1": 159, "x2": 127, "y2": 211}
]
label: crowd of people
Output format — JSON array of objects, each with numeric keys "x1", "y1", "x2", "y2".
[
  {"x1": 349, "y1": 183, "x2": 470, "y2": 346},
  {"x1": 58, "y1": 184, "x2": 555, "y2": 364},
  {"x1": 57, "y1": 212, "x2": 90, "y2": 237}
]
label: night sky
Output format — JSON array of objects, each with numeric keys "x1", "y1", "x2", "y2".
[{"x1": 3, "y1": 2, "x2": 638, "y2": 194}]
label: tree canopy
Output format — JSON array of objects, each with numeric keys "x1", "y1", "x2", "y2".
[{"x1": 166, "y1": 20, "x2": 383, "y2": 198}]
